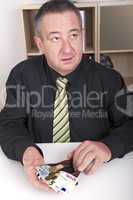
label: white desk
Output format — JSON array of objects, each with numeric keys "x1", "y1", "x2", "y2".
[{"x1": 0, "y1": 143, "x2": 133, "y2": 200}]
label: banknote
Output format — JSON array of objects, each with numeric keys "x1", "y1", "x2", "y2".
[{"x1": 36, "y1": 159, "x2": 80, "y2": 193}]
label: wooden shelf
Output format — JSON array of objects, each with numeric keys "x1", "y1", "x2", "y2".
[
  {"x1": 84, "y1": 47, "x2": 95, "y2": 54},
  {"x1": 75, "y1": 2, "x2": 97, "y2": 8},
  {"x1": 100, "y1": 49, "x2": 133, "y2": 54},
  {"x1": 27, "y1": 50, "x2": 42, "y2": 56},
  {"x1": 21, "y1": 4, "x2": 42, "y2": 10},
  {"x1": 99, "y1": 0, "x2": 133, "y2": 6},
  {"x1": 21, "y1": 2, "x2": 97, "y2": 10}
]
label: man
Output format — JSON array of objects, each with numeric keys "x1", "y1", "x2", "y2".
[{"x1": 0, "y1": 0, "x2": 133, "y2": 191}]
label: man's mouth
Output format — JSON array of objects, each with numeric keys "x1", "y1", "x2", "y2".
[{"x1": 61, "y1": 57, "x2": 73, "y2": 63}]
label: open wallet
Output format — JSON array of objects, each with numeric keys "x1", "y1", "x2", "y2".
[{"x1": 36, "y1": 159, "x2": 80, "y2": 193}]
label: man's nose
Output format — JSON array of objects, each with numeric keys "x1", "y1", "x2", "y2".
[{"x1": 61, "y1": 39, "x2": 73, "y2": 54}]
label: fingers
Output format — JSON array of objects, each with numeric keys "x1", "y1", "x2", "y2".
[
  {"x1": 67, "y1": 141, "x2": 92, "y2": 165},
  {"x1": 26, "y1": 165, "x2": 54, "y2": 191},
  {"x1": 50, "y1": 164, "x2": 64, "y2": 173},
  {"x1": 84, "y1": 159, "x2": 95, "y2": 174},
  {"x1": 54, "y1": 164, "x2": 64, "y2": 171},
  {"x1": 73, "y1": 148, "x2": 93, "y2": 170},
  {"x1": 84, "y1": 158, "x2": 101, "y2": 175},
  {"x1": 23, "y1": 147, "x2": 55, "y2": 191},
  {"x1": 77, "y1": 151, "x2": 96, "y2": 172},
  {"x1": 70, "y1": 140, "x2": 111, "y2": 175},
  {"x1": 73, "y1": 141, "x2": 91, "y2": 161},
  {"x1": 23, "y1": 146, "x2": 44, "y2": 167},
  {"x1": 72, "y1": 141, "x2": 92, "y2": 170}
]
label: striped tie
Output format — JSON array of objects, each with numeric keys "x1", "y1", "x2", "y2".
[{"x1": 53, "y1": 77, "x2": 70, "y2": 143}]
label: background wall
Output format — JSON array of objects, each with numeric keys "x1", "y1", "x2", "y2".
[
  {"x1": 0, "y1": 0, "x2": 46, "y2": 109},
  {"x1": 101, "y1": 5, "x2": 133, "y2": 50}
]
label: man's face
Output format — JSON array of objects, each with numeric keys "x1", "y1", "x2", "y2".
[{"x1": 35, "y1": 11, "x2": 83, "y2": 75}]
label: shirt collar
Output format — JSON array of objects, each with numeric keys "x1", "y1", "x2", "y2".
[{"x1": 43, "y1": 55, "x2": 88, "y2": 87}]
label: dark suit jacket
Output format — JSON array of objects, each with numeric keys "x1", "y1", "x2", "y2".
[{"x1": 0, "y1": 55, "x2": 133, "y2": 162}]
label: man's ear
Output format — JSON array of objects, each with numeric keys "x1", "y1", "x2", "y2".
[{"x1": 34, "y1": 36, "x2": 44, "y2": 53}]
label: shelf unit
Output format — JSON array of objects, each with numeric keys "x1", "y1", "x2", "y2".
[
  {"x1": 21, "y1": 0, "x2": 133, "y2": 86},
  {"x1": 97, "y1": 0, "x2": 133, "y2": 86}
]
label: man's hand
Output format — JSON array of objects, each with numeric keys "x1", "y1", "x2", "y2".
[
  {"x1": 67, "y1": 141, "x2": 112, "y2": 175},
  {"x1": 22, "y1": 146, "x2": 53, "y2": 191}
]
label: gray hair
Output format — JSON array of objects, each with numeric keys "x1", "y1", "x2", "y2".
[{"x1": 34, "y1": 0, "x2": 82, "y2": 37}]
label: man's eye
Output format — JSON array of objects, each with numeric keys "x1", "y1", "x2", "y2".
[
  {"x1": 70, "y1": 33, "x2": 78, "y2": 39},
  {"x1": 51, "y1": 37, "x2": 60, "y2": 42}
]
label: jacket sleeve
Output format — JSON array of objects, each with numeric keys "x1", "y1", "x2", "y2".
[
  {"x1": 0, "y1": 66, "x2": 43, "y2": 163},
  {"x1": 101, "y1": 69, "x2": 133, "y2": 160}
]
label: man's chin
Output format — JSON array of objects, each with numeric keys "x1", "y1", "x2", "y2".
[{"x1": 58, "y1": 65, "x2": 77, "y2": 75}]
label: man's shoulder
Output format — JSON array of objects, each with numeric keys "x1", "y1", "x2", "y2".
[
  {"x1": 11, "y1": 55, "x2": 44, "y2": 74},
  {"x1": 6, "y1": 55, "x2": 45, "y2": 86},
  {"x1": 86, "y1": 59, "x2": 123, "y2": 84}
]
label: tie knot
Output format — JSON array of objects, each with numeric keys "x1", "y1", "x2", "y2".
[{"x1": 56, "y1": 77, "x2": 68, "y2": 89}]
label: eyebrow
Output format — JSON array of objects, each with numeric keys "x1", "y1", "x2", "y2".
[
  {"x1": 48, "y1": 32, "x2": 60, "y2": 35},
  {"x1": 69, "y1": 28, "x2": 81, "y2": 33},
  {"x1": 48, "y1": 28, "x2": 81, "y2": 37}
]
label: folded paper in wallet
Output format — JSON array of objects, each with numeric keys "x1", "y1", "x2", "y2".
[{"x1": 36, "y1": 159, "x2": 80, "y2": 193}]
